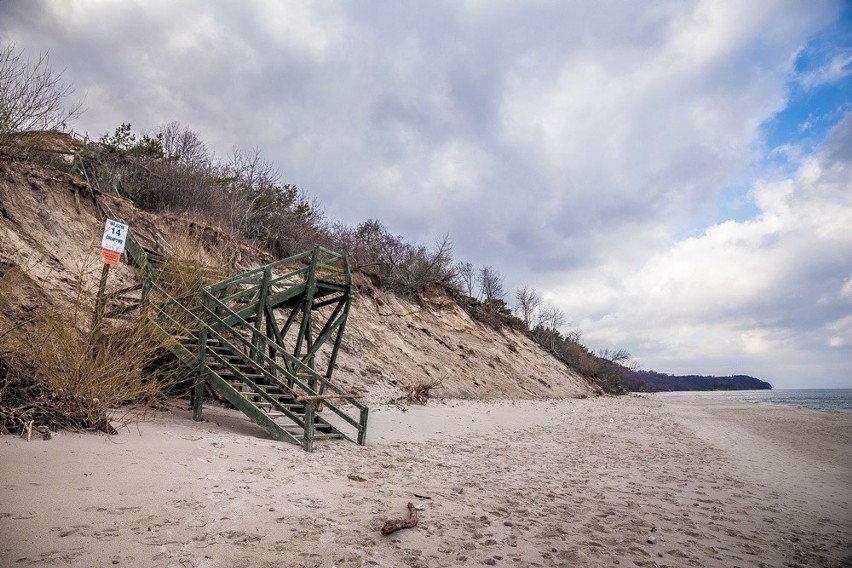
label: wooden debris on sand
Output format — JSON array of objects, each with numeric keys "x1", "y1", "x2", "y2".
[
  {"x1": 390, "y1": 375, "x2": 446, "y2": 406},
  {"x1": 380, "y1": 502, "x2": 418, "y2": 535}
]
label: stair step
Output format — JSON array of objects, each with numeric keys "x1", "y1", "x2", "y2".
[
  {"x1": 265, "y1": 410, "x2": 317, "y2": 419},
  {"x1": 266, "y1": 412, "x2": 296, "y2": 419},
  {"x1": 269, "y1": 395, "x2": 297, "y2": 403},
  {"x1": 278, "y1": 420, "x2": 333, "y2": 431},
  {"x1": 210, "y1": 352, "x2": 250, "y2": 360},
  {"x1": 252, "y1": 384, "x2": 282, "y2": 392},
  {"x1": 207, "y1": 362, "x2": 255, "y2": 376},
  {"x1": 237, "y1": 396, "x2": 297, "y2": 407},
  {"x1": 214, "y1": 366, "x2": 269, "y2": 379},
  {"x1": 291, "y1": 433, "x2": 344, "y2": 441},
  {"x1": 235, "y1": 390, "x2": 289, "y2": 400},
  {"x1": 224, "y1": 377, "x2": 277, "y2": 387},
  {"x1": 255, "y1": 402, "x2": 304, "y2": 410},
  {"x1": 207, "y1": 344, "x2": 239, "y2": 351}
]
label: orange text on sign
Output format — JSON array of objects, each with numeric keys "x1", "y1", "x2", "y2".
[{"x1": 101, "y1": 248, "x2": 122, "y2": 266}]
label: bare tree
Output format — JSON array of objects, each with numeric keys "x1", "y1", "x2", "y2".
[
  {"x1": 223, "y1": 146, "x2": 279, "y2": 192},
  {"x1": 154, "y1": 121, "x2": 210, "y2": 169},
  {"x1": 215, "y1": 147, "x2": 283, "y2": 234},
  {"x1": 565, "y1": 329, "x2": 583, "y2": 345},
  {"x1": 415, "y1": 234, "x2": 455, "y2": 288},
  {"x1": 514, "y1": 285, "x2": 541, "y2": 330},
  {"x1": 598, "y1": 347, "x2": 631, "y2": 363},
  {"x1": 537, "y1": 305, "x2": 566, "y2": 352},
  {"x1": 456, "y1": 261, "x2": 475, "y2": 297},
  {"x1": 0, "y1": 43, "x2": 81, "y2": 135},
  {"x1": 477, "y1": 265, "x2": 505, "y2": 310}
]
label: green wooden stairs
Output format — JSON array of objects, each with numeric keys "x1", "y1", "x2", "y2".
[{"x1": 104, "y1": 244, "x2": 368, "y2": 451}]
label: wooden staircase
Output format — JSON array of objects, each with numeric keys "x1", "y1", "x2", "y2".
[{"x1": 102, "y1": 243, "x2": 367, "y2": 451}]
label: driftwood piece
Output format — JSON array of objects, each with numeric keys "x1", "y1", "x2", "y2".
[{"x1": 380, "y1": 502, "x2": 418, "y2": 535}]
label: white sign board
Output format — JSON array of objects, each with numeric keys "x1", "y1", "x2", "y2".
[{"x1": 101, "y1": 219, "x2": 129, "y2": 254}]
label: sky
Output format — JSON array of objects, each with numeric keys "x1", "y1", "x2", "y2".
[{"x1": 1, "y1": 1, "x2": 850, "y2": 389}]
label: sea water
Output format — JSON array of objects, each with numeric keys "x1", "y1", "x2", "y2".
[{"x1": 657, "y1": 389, "x2": 852, "y2": 413}]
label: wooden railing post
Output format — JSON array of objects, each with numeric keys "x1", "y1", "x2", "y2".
[
  {"x1": 251, "y1": 266, "x2": 271, "y2": 364},
  {"x1": 358, "y1": 407, "x2": 369, "y2": 446},
  {"x1": 303, "y1": 402, "x2": 315, "y2": 453},
  {"x1": 90, "y1": 263, "x2": 110, "y2": 340},
  {"x1": 141, "y1": 278, "x2": 152, "y2": 313},
  {"x1": 193, "y1": 293, "x2": 209, "y2": 421}
]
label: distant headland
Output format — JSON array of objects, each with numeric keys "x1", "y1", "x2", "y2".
[{"x1": 621, "y1": 369, "x2": 772, "y2": 392}]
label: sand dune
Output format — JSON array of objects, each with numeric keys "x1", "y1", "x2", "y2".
[{"x1": 2, "y1": 395, "x2": 850, "y2": 567}]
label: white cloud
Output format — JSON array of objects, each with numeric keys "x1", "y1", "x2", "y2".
[
  {"x1": 798, "y1": 50, "x2": 852, "y2": 90},
  {"x1": 842, "y1": 276, "x2": 852, "y2": 301},
  {"x1": 561, "y1": 113, "x2": 852, "y2": 386}
]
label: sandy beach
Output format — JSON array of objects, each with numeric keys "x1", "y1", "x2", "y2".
[{"x1": 1, "y1": 395, "x2": 850, "y2": 567}]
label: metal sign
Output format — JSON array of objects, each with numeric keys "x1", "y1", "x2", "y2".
[{"x1": 100, "y1": 219, "x2": 128, "y2": 266}]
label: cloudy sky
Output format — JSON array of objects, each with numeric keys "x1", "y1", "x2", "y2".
[{"x1": 2, "y1": 1, "x2": 850, "y2": 388}]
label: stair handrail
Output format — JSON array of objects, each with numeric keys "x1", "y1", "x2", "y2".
[
  {"x1": 205, "y1": 250, "x2": 313, "y2": 291},
  {"x1": 143, "y1": 283, "x2": 205, "y2": 341},
  {"x1": 200, "y1": 289, "x2": 367, "y2": 441},
  {"x1": 198, "y1": 299, "x2": 365, "y2": 443},
  {"x1": 211, "y1": 265, "x2": 308, "y2": 306},
  {"x1": 201, "y1": 330, "x2": 312, "y2": 430},
  {"x1": 201, "y1": 289, "x2": 360, "y2": 403},
  {"x1": 204, "y1": 247, "x2": 349, "y2": 295}
]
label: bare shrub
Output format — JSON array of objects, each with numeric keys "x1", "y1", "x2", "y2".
[
  {"x1": 0, "y1": 43, "x2": 82, "y2": 136},
  {"x1": 90, "y1": 136, "x2": 324, "y2": 256},
  {"x1": 515, "y1": 285, "x2": 541, "y2": 330},
  {"x1": 0, "y1": 245, "x2": 207, "y2": 437},
  {"x1": 389, "y1": 375, "x2": 446, "y2": 406},
  {"x1": 332, "y1": 220, "x2": 456, "y2": 296},
  {"x1": 217, "y1": 148, "x2": 329, "y2": 254},
  {"x1": 477, "y1": 265, "x2": 505, "y2": 310},
  {"x1": 226, "y1": 181, "x2": 324, "y2": 257},
  {"x1": 154, "y1": 121, "x2": 210, "y2": 169}
]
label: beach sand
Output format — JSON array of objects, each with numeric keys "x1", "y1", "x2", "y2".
[{"x1": 1, "y1": 395, "x2": 850, "y2": 567}]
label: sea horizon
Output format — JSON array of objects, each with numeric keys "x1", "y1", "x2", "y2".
[{"x1": 653, "y1": 388, "x2": 852, "y2": 414}]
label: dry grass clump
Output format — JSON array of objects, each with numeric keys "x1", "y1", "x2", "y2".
[
  {"x1": 154, "y1": 225, "x2": 232, "y2": 300},
  {"x1": 0, "y1": 312, "x2": 184, "y2": 437},
  {"x1": 0, "y1": 244, "x2": 201, "y2": 438}
]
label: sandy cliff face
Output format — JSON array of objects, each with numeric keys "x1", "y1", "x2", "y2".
[
  {"x1": 0, "y1": 137, "x2": 600, "y2": 402},
  {"x1": 0, "y1": 151, "x2": 136, "y2": 329},
  {"x1": 334, "y1": 286, "x2": 599, "y2": 403}
]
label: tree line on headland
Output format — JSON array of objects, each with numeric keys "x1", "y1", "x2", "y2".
[{"x1": 618, "y1": 369, "x2": 772, "y2": 392}]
